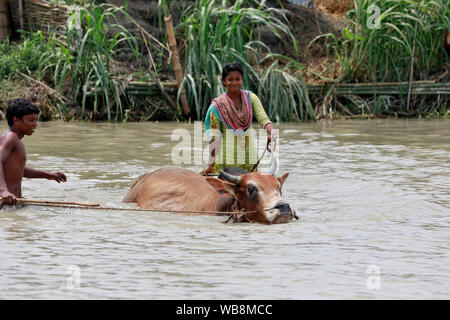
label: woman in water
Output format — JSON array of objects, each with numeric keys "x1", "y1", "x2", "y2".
[{"x1": 203, "y1": 62, "x2": 275, "y2": 175}]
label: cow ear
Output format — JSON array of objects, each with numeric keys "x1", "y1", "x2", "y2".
[
  {"x1": 205, "y1": 177, "x2": 236, "y2": 196},
  {"x1": 277, "y1": 172, "x2": 289, "y2": 188}
]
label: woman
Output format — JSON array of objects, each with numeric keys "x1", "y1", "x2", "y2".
[{"x1": 203, "y1": 62, "x2": 274, "y2": 175}]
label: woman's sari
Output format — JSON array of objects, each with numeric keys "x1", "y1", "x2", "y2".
[{"x1": 204, "y1": 90, "x2": 271, "y2": 173}]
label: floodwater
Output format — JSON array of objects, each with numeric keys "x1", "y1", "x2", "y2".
[{"x1": 0, "y1": 119, "x2": 449, "y2": 299}]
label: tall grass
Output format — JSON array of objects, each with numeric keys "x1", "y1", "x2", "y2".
[
  {"x1": 0, "y1": 31, "x2": 60, "y2": 81},
  {"x1": 53, "y1": 2, "x2": 139, "y2": 120},
  {"x1": 256, "y1": 55, "x2": 315, "y2": 121},
  {"x1": 320, "y1": 0, "x2": 449, "y2": 83},
  {"x1": 176, "y1": 0, "x2": 311, "y2": 121}
]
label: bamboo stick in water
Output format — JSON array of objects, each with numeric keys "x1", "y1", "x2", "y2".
[
  {"x1": 164, "y1": 15, "x2": 191, "y2": 116},
  {"x1": 1, "y1": 198, "x2": 100, "y2": 207}
]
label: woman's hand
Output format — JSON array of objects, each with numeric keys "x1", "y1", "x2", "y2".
[
  {"x1": 203, "y1": 164, "x2": 215, "y2": 176},
  {"x1": 265, "y1": 123, "x2": 274, "y2": 143}
]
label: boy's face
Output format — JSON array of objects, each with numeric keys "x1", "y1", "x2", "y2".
[{"x1": 13, "y1": 113, "x2": 38, "y2": 136}]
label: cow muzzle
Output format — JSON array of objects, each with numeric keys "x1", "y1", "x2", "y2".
[{"x1": 267, "y1": 202, "x2": 296, "y2": 224}]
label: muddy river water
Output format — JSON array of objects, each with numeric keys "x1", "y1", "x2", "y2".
[{"x1": 0, "y1": 119, "x2": 449, "y2": 299}]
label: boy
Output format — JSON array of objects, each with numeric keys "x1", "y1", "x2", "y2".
[{"x1": 0, "y1": 98, "x2": 66, "y2": 206}]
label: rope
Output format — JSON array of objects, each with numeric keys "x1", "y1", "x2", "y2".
[
  {"x1": 250, "y1": 139, "x2": 274, "y2": 172},
  {"x1": 1, "y1": 201, "x2": 298, "y2": 222},
  {"x1": 1, "y1": 200, "x2": 248, "y2": 216}
]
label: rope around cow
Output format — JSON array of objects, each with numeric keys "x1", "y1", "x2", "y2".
[{"x1": 0, "y1": 198, "x2": 298, "y2": 223}]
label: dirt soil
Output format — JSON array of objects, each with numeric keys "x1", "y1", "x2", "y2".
[
  {"x1": 0, "y1": 79, "x2": 64, "y2": 121},
  {"x1": 282, "y1": 1, "x2": 346, "y2": 61},
  {"x1": 107, "y1": 0, "x2": 348, "y2": 80},
  {"x1": 281, "y1": 1, "x2": 348, "y2": 83}
]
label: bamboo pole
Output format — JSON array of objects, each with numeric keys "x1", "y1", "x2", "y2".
[
  {"x1": 164, "y1": 15, "x2": 191, "y2": 117},
  {"x1": 17, "y1": 71, "x2": 68, "y2": 104},
  {"x1": 407, "y1": 20, "x2": 418, "y2": 112},
  {"x1": 140, "y1": 29, "x2": 177, "y2": 111},
  {"x1": 306, "y1": 81, "x2": 450, "y2": 96},
  {"x1": 18, "y1": 0, "x2": 24, "y2": 31},
  {"x1": 0, "y1": 0, "x2": 9, "y2": 42},
  {"x1": 0, "y1": 198, "x2": 232, "y2": 216},
  {"x1": 123, "y1": 80, "x2": 450, "y2": 98},
  {"x1": 1, "y1": 198, "x2": 100, "y2": 207},
  {"x1": 312, "y1": 0, "x2": 322, "y2": 34}
]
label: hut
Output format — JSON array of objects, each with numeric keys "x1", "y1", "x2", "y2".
[{"x1": 0, "y1": 0, "x2": 9, "y2": 42}]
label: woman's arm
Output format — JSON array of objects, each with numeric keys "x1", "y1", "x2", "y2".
[
  {"x1": 203, "y1": 106, "x2": 222, "y2": 175},
  {"x1": 250, "y1": 92, "x2": 274, "y2": 142},
  {"x1": 203, "y1": 138, "x2": 219, "y2": 175}
]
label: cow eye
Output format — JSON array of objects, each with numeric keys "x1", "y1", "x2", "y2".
[{"x1": 247, "y1": 185, "x2": 257, "y2": 197}]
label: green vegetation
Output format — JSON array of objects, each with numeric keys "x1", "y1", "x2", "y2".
[
  {"x1": 255, "y1": 56, "x2": 315, "y2": 121},
  {"x1": 323, "y1": 0, "x2": 449, "y2": 82},
  {"x1": 1, "y1": 0, "x2": 449, "y2": 121},
  {"x1": 54, "y1": 3, "x2": 139, "y2": 121},
  {"x1": 1, "y1": 2, "x2": 140, "y2": 121},
  {"x1": 309, "y1": 0, "x2": 449, "y2": 117},
  {"x1": 0, "y1": 31, "x2": 59, "y2": 81},
  {"x1": 168, "y1": 0, "x2": 316, "y2": 121}
]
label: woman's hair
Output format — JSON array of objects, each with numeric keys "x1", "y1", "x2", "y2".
[
  {"x1": 221, "y1": 62, "x2": 244, "y2": 80},
  {"x1": 6, "y1": 98, "x2": 40, "y2": 127}
]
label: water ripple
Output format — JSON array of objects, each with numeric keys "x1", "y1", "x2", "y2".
[{"x1": 0, "y1": 119, "x2": 449, "y2": 299}]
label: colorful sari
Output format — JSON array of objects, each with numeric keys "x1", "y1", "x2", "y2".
[{"x1": 204, "y1": 90, "x2": 271, "y2": 173}]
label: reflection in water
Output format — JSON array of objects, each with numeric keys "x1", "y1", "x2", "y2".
[{"x1": 0, "y1": 119, "x2": 449, "y2": 299}]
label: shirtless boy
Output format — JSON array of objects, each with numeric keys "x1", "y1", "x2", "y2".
[{"x1": 0, "y1": 98, "x2": 67, "y2": 206}]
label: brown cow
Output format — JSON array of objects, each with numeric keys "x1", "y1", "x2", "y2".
[{"x1": 123, "y1": 168, "x2": 295, "y2": 224}]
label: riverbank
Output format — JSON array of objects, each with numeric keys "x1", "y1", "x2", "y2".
[{"x1": 0, "y1": 0, "x2": 448, "y2": 121}]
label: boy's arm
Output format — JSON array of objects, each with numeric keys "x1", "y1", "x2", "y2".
[
  {"x1": 24, "y1": 167, "x2": 67, "y2": 183},
  {"x1": 0, "y1": 134, "x2": 18, "y2": 204}
]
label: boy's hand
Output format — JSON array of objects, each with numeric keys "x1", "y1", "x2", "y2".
[
  {"x1": 1, "y1": 190, "x2": 17, "y2": 205},
  {"x1": 47, "y1": 172, "x2": 67, "y2": 183}
]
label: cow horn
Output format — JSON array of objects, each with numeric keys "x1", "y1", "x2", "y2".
[
  {"x1": 219, "y1": 169, "x2": 241, "y2": 184},
  {"x1": 267, "y1": 155, "x2": 278, "y2": 176}
]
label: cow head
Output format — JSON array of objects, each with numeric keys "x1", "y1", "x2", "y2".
[{"x1": 206, "y1": 169, "x2": 295, "y2": 224}]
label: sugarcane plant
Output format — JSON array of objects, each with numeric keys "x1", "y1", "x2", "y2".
[
  {"x1": 173, "y1": 0, "x2": 318, "y2": 121},
  {"x1": 317, "y1": 0, "x2": 450, "y2": 83},
  {"x1": 255, "y1": 53, "x2": 316, "y2": 121},
  {"x1": 306, "y1": 0, "x2": 449, "y2": 117},
  {"x1": 53, "y1": 2, "x2": 139, "y2": 120}
]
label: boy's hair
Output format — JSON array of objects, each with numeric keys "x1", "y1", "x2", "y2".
[
  {"x1": 6, "y1": 98, "x2": 40, "y2": 127},
  {"x1": 221, "y1": 62, "x2": 244, "y2": 80}
]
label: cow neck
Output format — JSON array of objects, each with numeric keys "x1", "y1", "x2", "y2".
[
  {"x1": 204, "y1": 189, "x2": 224, "y2": 211},
  {"x1": 214, "y1": 192, "x2": 239, "y2": 213}
]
